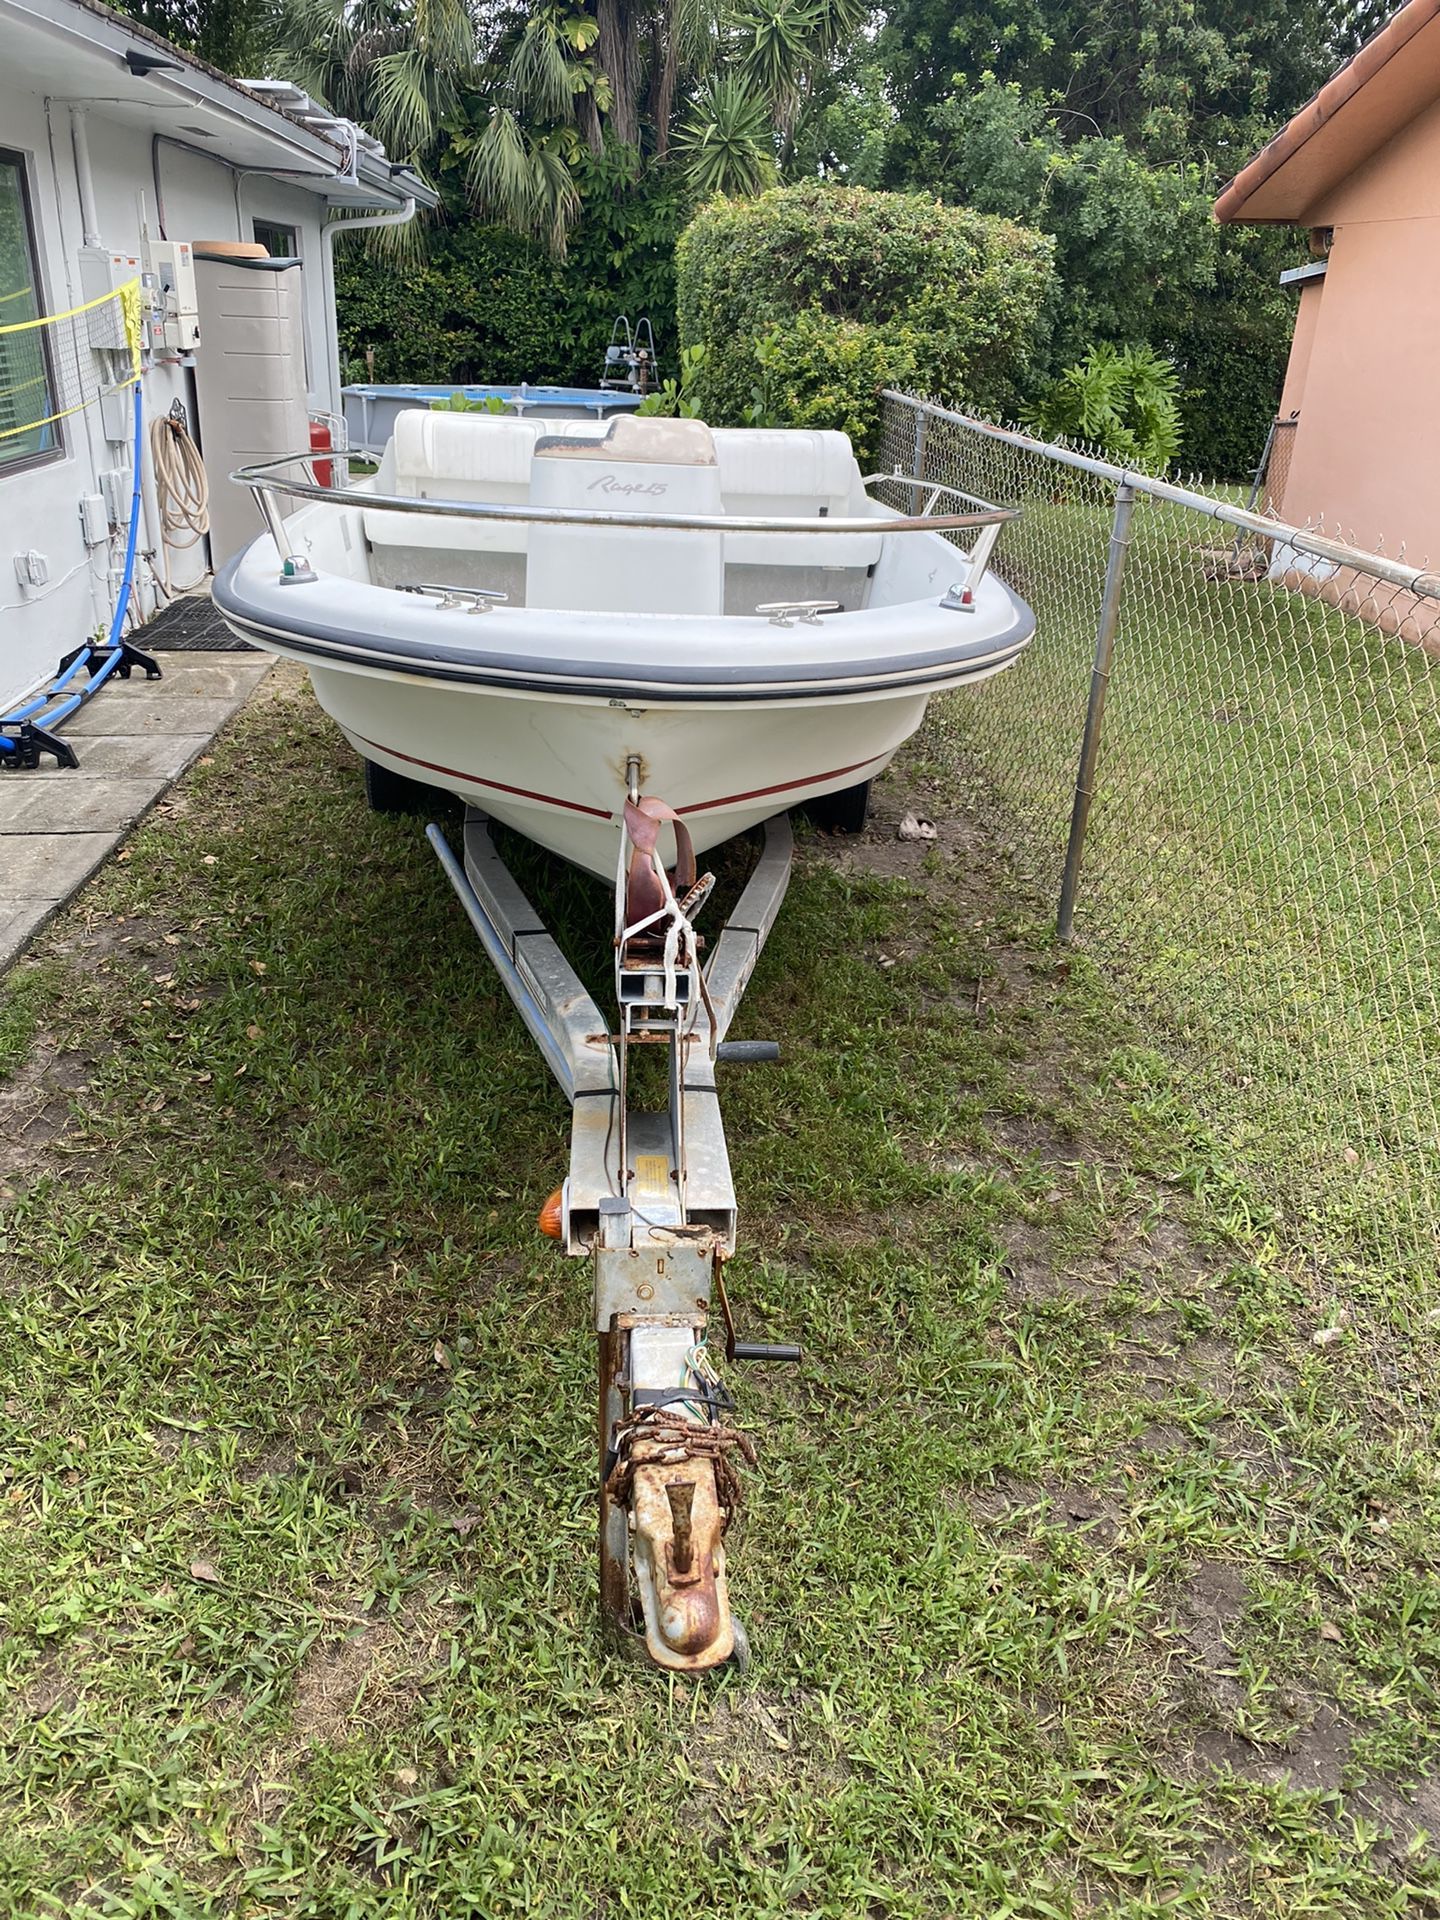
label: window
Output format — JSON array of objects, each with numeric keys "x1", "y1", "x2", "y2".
[
  {"x1": 0, "y1": 151, "x2": 60, "y2": 473},
  {"x1": 253, "y1": 219, "x2": 299, "y2": 260}
]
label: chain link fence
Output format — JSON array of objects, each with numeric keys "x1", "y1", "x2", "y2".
[
  {"x1": 1257, "y1": 412, "x2": 1299, "y2": 521},
  {"x1": 878, "y1": 391, "x2": 1440, "y2": 1298}
]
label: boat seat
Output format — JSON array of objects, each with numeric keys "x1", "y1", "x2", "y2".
[
  {"x1": 363, "y1": 411, "x2": 540, "y2": 598},
  {"x1": 527, "y1": 415, "x2": 725, "y2": 617},
  {"x1": 712, "y1": 428, "x2": 881, "y2": 614}
]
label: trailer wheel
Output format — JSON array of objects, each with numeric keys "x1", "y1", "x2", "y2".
[
  {"x1": 799, "y1": 778, "x2": 871, "y2": 835},
  {"x1": 363, "y1": 757, "x2": 432, "y2": 816}
]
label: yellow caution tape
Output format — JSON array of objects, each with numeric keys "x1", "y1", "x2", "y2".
[
  {"x1": 0, "y1": 370, "x2": 140, "y2": 442},
  {"x1": 0, "y1": 275, "x2": 142, "y2": 336},
  {"x1": 0, "y1": 277, "x2": 142, "y2": 438}
]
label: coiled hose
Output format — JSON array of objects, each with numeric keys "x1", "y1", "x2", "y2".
[{"x1": 150, "y1": 403, "x2": 209, "y2": 592}]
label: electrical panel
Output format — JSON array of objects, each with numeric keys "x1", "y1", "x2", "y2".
[
  {"x1": 78, "y1": 493, "x2": 109, "y2": 545},
  {"x1": 146, "y1": 239, "x2": 201, "y2": 353},
  {"x1": 78, "y1": 245, "x2": 144, "y2": 351},
  {"x1": 78, "y1": 241, "x2": 199, "y2": 361},
  {"x1": 77, "y1": 247, "x2": 166, "y2": 439}
]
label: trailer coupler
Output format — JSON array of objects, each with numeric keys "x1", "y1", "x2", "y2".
[{"x1": 606, "y1": 1406, "x2": 754, "y2": 1669}]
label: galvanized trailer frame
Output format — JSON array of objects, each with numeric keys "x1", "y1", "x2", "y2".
[{"x1": 428, "y1": 796, "x2": 794, "y2": 1671}]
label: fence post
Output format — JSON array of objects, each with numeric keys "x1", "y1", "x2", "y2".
[
  {"x1": 1057, "y1": 480, "x2": 1136, "y2": 943},
  {"x1": 909, "y1": 405, "x2": 928, "y2": 513}
]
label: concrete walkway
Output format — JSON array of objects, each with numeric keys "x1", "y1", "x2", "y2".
[{"x1": 0, "y1": 653, "x2": 271, "y2": 970}]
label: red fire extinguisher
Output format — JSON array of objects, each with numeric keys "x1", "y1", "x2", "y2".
[{"x1": 309, "y1": 417, "x2": 334, "y2": 488}]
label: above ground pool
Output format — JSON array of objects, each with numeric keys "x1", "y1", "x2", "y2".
[{"x1": 341, "y1": 383, "x2": 644, "y2": 451}]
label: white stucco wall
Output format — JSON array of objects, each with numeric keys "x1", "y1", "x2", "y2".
[
  {"x1": 1, "y1": 87, "x2": 112, "y2": 716},
  {"x1": 0, "y1": 87, "x2": 335, "y2": 716}
]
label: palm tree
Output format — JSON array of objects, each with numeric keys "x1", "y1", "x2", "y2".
[
  {"x1": 266, "y1": 0, "x2": 476, "y2": 169},
  {"x1": 673, "y1": 74, "x2": 775, "y2": 196},
  {"x1": 268, "y1": 0, "x2": 871, "y2": 254},
  {"x1": 458, "y1": 5, "x2": 604, "y2": 255}
]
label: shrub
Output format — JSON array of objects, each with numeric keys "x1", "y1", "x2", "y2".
[
  {"x1": 750, "y1": 313, "x2": 918, "y2": 464},
  {"x1": 430, "y1": 392, "x2": 507, "y2": 413},
  {"x1": 336, "y1": 225, "x2": 585, "y2": 386},
  {"x1": 676, "y1": 181, "x2": 1054, "y2": 452},
  {"x1": 635, "y1": 344, "x2": 708, "y2": 418},
  {"x1": 1027, "y1": 345, "x2": 1183, "y2": 470}
]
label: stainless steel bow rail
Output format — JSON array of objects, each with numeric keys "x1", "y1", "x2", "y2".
[
  {"x1": 232, "y1": 447, "x2": 1019, "y2": 589},
  {"x1": 427, "y1": 779, "x2": 794, "y2": 1672}
]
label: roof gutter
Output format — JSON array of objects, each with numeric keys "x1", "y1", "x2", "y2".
[
  {"x1": 1214, "y1": 0, "x2": 1440, "y2": 223},
  {"x1": 0, "y1": 0, "x2": 348, "y2": 176}
]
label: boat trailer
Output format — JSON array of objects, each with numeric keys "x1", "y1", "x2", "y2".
[{"x1": 427, "y1": 759, "x2": 795, "y2": 1671}]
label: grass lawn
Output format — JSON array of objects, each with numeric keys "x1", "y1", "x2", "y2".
[{"x1": 4, "y1": 665, "x2": 1440, "y2": 1917}]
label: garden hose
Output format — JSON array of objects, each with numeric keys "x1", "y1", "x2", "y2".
[{"x1": 150, "y1": 401, "x2": 209, "y2": 591}]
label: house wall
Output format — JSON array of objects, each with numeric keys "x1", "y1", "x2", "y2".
[
  {"x1": 1274, "y1": 96, "x2": 1440, "y2": 558},
  {"x1": 2, "y1": 88, "x2": 116, "y2": 717},
  {"x1": 1277, "y1": 278, "x2": 1324, "y2": 421},
  {"x1": 0, "y1": 86, "x2": 336, "y2": 716}
]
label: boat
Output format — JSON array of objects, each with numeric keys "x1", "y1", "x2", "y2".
[
  {"x1": 214, "y1": 408, "x2": 1036, "y2": 1673},
  {"x1": 214, "y1": 411, "x2": 1034, "y2": 880}
]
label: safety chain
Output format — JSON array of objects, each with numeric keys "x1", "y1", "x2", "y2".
[{"x1": 604, "y1": 1409, "x2": 758, "y2": 1529}]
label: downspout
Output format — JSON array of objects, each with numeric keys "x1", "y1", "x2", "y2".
[
  {"x1": 52, "y1": 101, "x2": 110, "y2": 628},
  {"x1": 320, "y1": 197, "x2": 415, "y2": 418},
  {"x1": 69, "y1": 105, "x2": 101, "y2": 247}
]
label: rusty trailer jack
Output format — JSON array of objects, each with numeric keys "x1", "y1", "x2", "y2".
[{"x1": 428, "y1": 782, "x2": 795, "y2": 1672}]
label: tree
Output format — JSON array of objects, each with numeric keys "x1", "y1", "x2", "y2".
[
  {"x1": 266, "y1": 0, "x2": 872, "y2": 256},
  {"x1": 910, "y1": 76, "x2": 1301, "y2": 470},
  {"x1": 108, "y1": 0, "x2": 274, "y2": 72},
  {"x1": 264, "y1": 0, "x2": 477, "y2": 165},
  {"x1": 877, "y1": 0, "x2": 1401, "y2": 181},
  {"x1": 867, "y1": 1, "x2": 1411, "y2": 473}
]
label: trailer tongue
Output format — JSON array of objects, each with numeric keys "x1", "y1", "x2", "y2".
[{"x1": 429, "y1": 765, "x2": 796, "y2": 1670}]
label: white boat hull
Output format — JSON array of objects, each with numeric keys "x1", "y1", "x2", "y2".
[
  {"x1": 306, "y1": 652, "x2": 932, "y2": 876},
  {"x1": 214, "y1": 414, "x2": 1035, "y2": 877}
]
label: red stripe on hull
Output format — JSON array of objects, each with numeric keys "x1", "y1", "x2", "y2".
[
  {"x1": 355, "y1": 734, "x2": 614, "y2": 820},
  {"x1": 358, "y1": 738, "x2": 886, "y2": 824},
  {"x1": 677, "y1": 753, "x2": 886, "y2": 815}
]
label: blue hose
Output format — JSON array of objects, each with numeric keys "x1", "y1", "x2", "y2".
[
  {"x1": 110, "y1": 381, "x2": 145, "y2": 651},
  {"x1": 0, "y1": 381, "x2": 145, "y2": 752}
]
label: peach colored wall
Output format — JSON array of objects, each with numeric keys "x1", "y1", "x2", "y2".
[
  {"x1": 1273, "y1": 97, "x2": 1440, "y2": 563},
  {"x1": 1277, "y1": 278, "x2": 1324, "y2": 422}
]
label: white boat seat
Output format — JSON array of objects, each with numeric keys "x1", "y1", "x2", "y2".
[
  {"x1": 711, "y1": 427, "x2": 879, "y2": 615},
  {"x1": 363, "y1": 410, "x2": 544, "y2": 598},
  {"x1": 527, "y1": 415, "x2": 725, "y2": 617},
  {"x1": 361, "y1": 414, "x2": 880, "y2": 613},
  {"x1": 712, "y1": 428, "x2": 881, "y2": 569}
]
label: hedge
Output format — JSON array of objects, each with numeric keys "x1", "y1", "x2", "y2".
[
  {"x1": 336, "y1": 226, "x2": 583, "y2": 386},
  {"x1": 335, "y1": 166, "x2": 686, "y2": 391},
  {"x1": 676, "y1": 182, "x2": 1055, "y2": 460}
]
